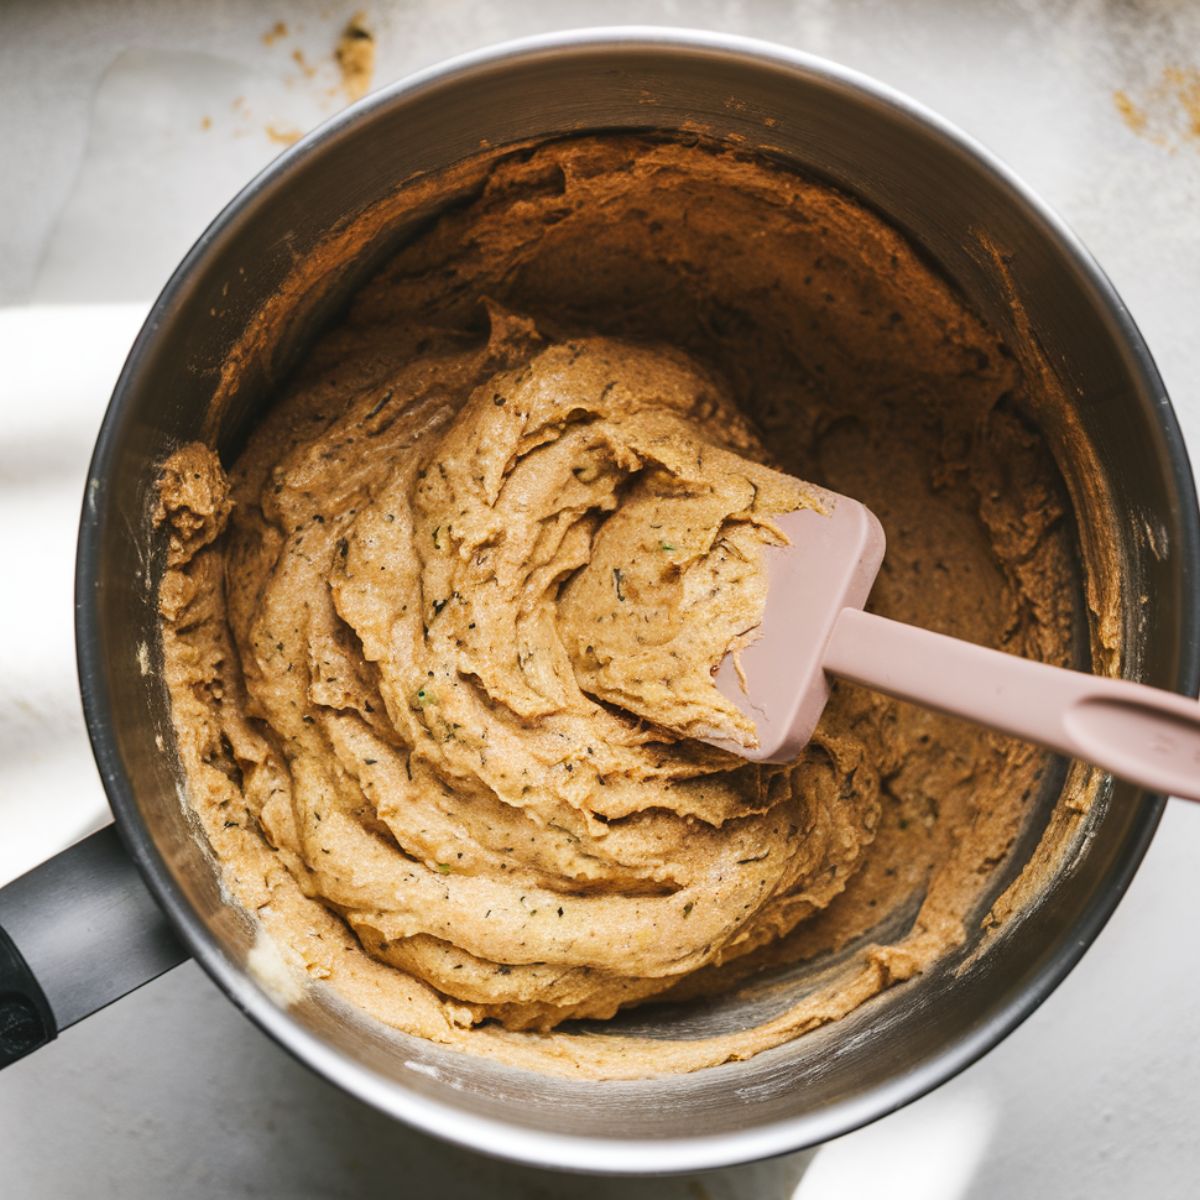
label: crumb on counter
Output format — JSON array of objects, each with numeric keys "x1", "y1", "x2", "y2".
[{"x1": 335, "y1": 11, "x2": 375, "y2": 101}]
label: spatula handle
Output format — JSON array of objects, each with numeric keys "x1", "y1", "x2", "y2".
[{"x1": 825, "y1": 607, "x2": 1200, "y2": 802}]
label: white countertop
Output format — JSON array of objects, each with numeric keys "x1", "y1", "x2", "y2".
[{"x1": 2, "y1": 2, "x2": 1199, "y2": 1196}]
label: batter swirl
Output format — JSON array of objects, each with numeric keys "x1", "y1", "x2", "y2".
[{"x1": 158, "y1": 135, "x2": 1081, "y2": 1075}]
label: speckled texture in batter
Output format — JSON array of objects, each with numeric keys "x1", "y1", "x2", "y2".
[{"x1": 157, "y1": 135, "x2": 1083, "y2": 1078}]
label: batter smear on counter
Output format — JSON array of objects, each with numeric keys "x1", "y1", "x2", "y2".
[{"x1": 158, "y1": 135, "x2": 1082, "y2": 1078}]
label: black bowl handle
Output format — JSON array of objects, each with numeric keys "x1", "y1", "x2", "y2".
[{"x1": 0, "y1": 825, "x2": 188, "y2": 1068}]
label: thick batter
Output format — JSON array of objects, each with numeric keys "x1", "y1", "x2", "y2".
[{"x1": 158, "y1": 135, "x2": 1082, "y2": 1077}]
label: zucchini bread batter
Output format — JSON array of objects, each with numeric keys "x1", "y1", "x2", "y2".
[{"x1": 158, "y1": 135, "x2": 1081, "y2": 1077}]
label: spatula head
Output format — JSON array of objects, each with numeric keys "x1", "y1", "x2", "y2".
[{"x1": 705, "y1": 490, "x2": 886, "y2": 763}]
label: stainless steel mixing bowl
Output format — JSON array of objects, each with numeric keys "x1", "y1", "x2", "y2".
[{"x1": 1, "y1": 27, "x2": 1196, "y2": 1175}]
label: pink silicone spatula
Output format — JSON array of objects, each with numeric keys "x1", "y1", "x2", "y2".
[{"x1": 706, "y1": 487, "x2": 1200, "y2": 801}]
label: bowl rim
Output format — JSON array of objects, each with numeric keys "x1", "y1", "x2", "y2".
[{"x1": 75, "y1": 25, "x2": 1200, "y2": 1175}]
